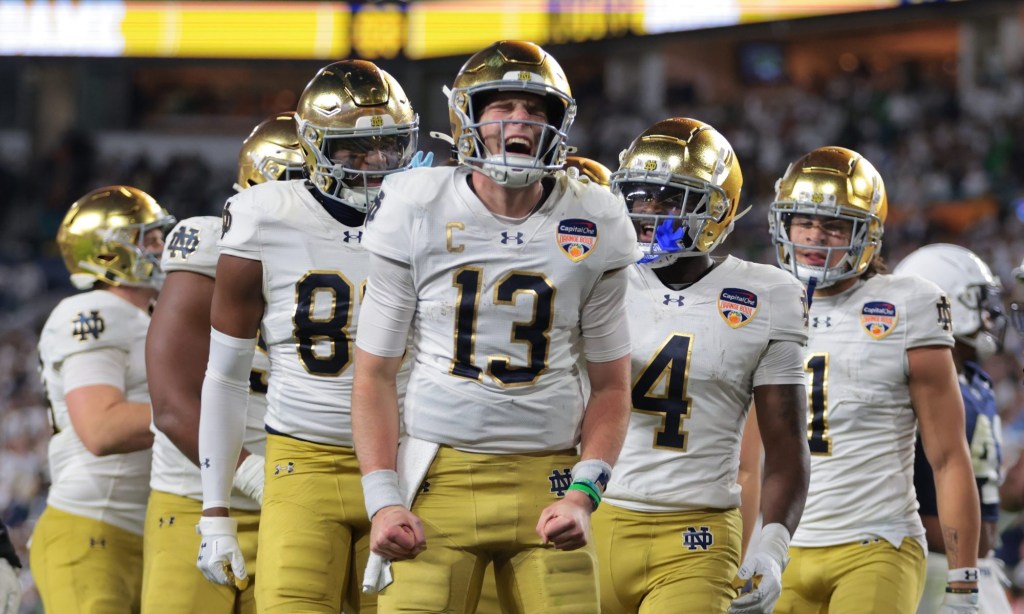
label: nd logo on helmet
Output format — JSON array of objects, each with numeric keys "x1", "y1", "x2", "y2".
[
  {"x1": 370, "y1": 116, "x2": 384, "y2": 128},
  {"x1": 643, "y1": 160, "x2": 658, "y2": 171},
  {"x1": 518, "y1": 71, "x2": 531, "y2": 81}
]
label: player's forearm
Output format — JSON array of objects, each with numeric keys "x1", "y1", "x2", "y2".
[
  {"x1": 935, "y1": 454, "x2": 981, "y2": 570},
  {"x1": 579, "y1": 357, "x2": 630, "y2": 465},
  {"x1": 760, "y1": 447, "x2": 808, "y2": 535},
  {"x1": 83, "y1": 401, "x2": 154, "y2": 455},
  {"x1": 351, "y1": 349, "x2": 402, "y2": 473}
]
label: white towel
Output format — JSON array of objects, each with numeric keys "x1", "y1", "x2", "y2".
[{"x1": 362, "y1": 436, "x2": 440, "y2": 593}]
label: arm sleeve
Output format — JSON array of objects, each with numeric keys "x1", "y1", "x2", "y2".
[
  {"x1": 199, "y1": 328, "x2": 257, "y2": 510},
  {"x1": 62, "y1": 347, "x2": 126, "y2": 393},
  {"x1": 906, "y1": 279, "x2": 955, "y2": 349},
  {"x1": 581, "y1": 267, "x2": 631, "y2": 363},
  {"x1": 752, "y1": 340, "x2": 807, "y2": 388},
  {"x1": 355, "y1": 254, "x2": 416, "y2": 357}
]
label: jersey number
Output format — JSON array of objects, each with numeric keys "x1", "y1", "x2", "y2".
[
  {"x1": 293, "y1": 271, "x2": 354, "y2": 377},
  {"x1": 805, "y1": 352, "x2": 832, "y2": 455},
  {"x1": 450, "y1": 267, "x2": 554, "y2": 386},
  {"x1": 632, "y1": 334, "x2": 693, "y2": 451}
]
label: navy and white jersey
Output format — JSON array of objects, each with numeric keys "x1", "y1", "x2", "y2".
[{"x1": 914, "y1": 361, "x2": 1001, "y2": 523}]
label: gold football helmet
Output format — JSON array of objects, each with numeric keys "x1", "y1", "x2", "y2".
[
  {"x1": 235, "y1": 113, "x2": 305, "y2": 191},
  {"x1": 768, "y1": 146, "x2": 886, "y2": 287},
  {"x1": 611, "y1": 117, "x2": 742, "y2": 266},
  {"x1": 564, "y1": 156, "x2": 611, "y2": 188},
  {"x1": 296, "y1": 60, "x2": 418, "y2": 212},
  {"x1": 448, "y1": 40, "x2": 575, "y2": 187},
  {"x1": 57, "y1": 185, "x2": 175, "y2": 290}
]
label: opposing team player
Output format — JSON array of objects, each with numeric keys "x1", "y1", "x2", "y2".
[
  {"x1": 351, "y1": 40, "x2": 636, "y2": 613},
  {"x1": 142, "y1": 113, "x2": 304, "y2": 613},
  {"x1": 768, "y1": 147, "x2": 981, "y2": 613},
  {"x1": 196, "y1": 60, "x2": 420, "y2": 613},
  {"x1": 593, "y1": 118, "x2": 810, "y2": 614},
  {"x1": 894, "y1": 245, "x2": 1010, "y2": 614},
  {"x1": 32, "y1": 186, "x2": 174, "y2": 613}
]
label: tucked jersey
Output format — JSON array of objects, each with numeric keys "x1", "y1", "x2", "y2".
[
  {"x1": 603, "y1": 258, "x2": 808, "y2": 512},
  {"x1": 153, "y1": 216, "x2": 267, "y2": 509},
  {"x1": 361, "y1": 167, "x2": 636, "y2": 454},
  {"x1": 39, "y1": 290, "x2": 152, "y2": 535},
  {"x1": 914, "y1": 361, "x2": 1001, "y2": 523},
  {"x1": 219, "y1": 181, "x2": 375, "y2": 447},
  {"x1": 792, "y1": 274, "x2": 955, "y2": 550}
]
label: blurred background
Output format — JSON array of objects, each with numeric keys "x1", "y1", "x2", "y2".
[{"x1": 1, "y1": 0, "x2": 1024, "y2": 611}]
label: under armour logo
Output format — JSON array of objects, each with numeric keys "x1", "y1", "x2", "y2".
[
  {"x1": 420, "y1": 480, "x2": 431, "y2": 493},
  {"x1": 274, "y1": 462, "x2": 294, "y2": 475},
  {"x1": 201, "y1": 458, "x2": 211, "y2": 469},
  {"x1": 343, "y1": 230, "x2": 363, "y2": 243},
  {"x1": 663, "y1": 294, "x2": 685, "y2": 306},
  {"x1": 500, "y1": 231, "x2": 525, "y2": 245},
  {"x1": 548, "y1": 468, "x2": 573, "y2": 497},
  {"x1": 937, "y1": 296, "x2": 953, "y2": 332},
  {"x1": 167, "y1": 225, "x2": 201, "y2": 260},
  {"x1": 89, "y1": 537, "x2": 107, "y2": 549},
  {"x1": 682, "y1": 526, "x2": 713, "y2": 551},
  {"x1": 158, "y1": 516, "x2": 176, "y2": 528},
  {"x1": 72, "y1": 310, "x2": 105, "y2": 341},
  {"x1": 812, "y1": 316, "x2": 832, "y2": 328}
]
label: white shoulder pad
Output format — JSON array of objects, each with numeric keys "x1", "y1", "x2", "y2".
[
  {"x1": 39, "y1": 291, "x2": 145, "y2": 364},
  {"x1": 162, "y1": 216, "x2": 222, "y2": 278}
]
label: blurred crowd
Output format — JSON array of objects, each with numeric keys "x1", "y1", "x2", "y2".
[{"x1": 2, "y1": 56, "x2": 1024, "y2": 611}]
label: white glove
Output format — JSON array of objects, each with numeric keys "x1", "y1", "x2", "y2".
[
  {"x1": 729, "y1": 523, "x2": 790, "y2": 614},
  {"x1": 0, "y1": 559, "x2": 20, "y2": 614},
  {"x1": 938, "y1": 590, "x2": 979, "y2": 614},
  {"x1": 233, "y1": 454, "x2": 264, "y2": 505},
  {"x1": 196, "y1": 517, "x2": 249, "y2": 590}
]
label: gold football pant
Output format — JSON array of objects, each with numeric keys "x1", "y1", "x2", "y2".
[
  {"x1": 31, "y1": 505, "x2": 144, "y2": 614},
  {"x1": 141, "y1": 490, "x2": 260, "y2": 614},
  {"x1": 593, "y1": 504, "x2": 742, "y2": 614},
  {"x1": 256, "y1": 433, "x2": 374, "y2": 613},
  {"x1": 775, "y1": 537, "x2": 926, "y2": 613},
  {"x1": 378, "y1": 446, "x2": 598, "y2": 614}
]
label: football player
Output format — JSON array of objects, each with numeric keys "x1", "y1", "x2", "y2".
[
  {"x1": 351, "y1": 40, "x2": 636, "y2": 613},
  {"x1": 768, "y1": 147, "x2": 981, "y2": 613},
  {"x1": 196, "y1": 60, "x2": 419, "y2": 613},
  {"x1": 141, "y1": 113, "x2": 303, "y2": 613},
  {"x1": 32, "y1": 186, "x2": 174, "y2": 613},
  {"x1": 894, "y1": 245, "x2": 1010, "y2": 614},
  {"x1": 592, "y1": 118, "x2": 810, "y2": 614}
]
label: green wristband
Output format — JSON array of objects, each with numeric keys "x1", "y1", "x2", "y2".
[{"x1": 567, "y1": 479, "x2": 601, "y2": 511}]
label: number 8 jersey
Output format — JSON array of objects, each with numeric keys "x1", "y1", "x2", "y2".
[
  {"x1": 219, "y1": 180, "x2": 380, "y2": 447},
  {"x1": 361, "y1": 167, "x2": 637, "y2": 454}
]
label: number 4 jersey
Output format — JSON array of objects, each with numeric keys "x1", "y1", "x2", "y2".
[
  {"x1": 362, "y1": 166, "x2": 637, "y2": 454},
  {"x1": 603, "y1": 258, "x2": 808, "y2": 512},
  {"x1": 218, "y1": 180, "x2": 375, "y2": 447},
  {"x1": 792, "y1": 273, "x2": 954, "y2": 550}
]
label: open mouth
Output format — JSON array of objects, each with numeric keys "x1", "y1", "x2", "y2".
[
  {"x1": 796, "y1": 248, "x2": 827, "y2": 267},
  {"x1": 504, "y1": 136, "x2": 533, "y2": 156}
]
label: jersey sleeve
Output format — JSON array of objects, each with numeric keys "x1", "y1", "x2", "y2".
[
  {"x1": 768, "y1": 275, "x2": 809, "y2": 344},
  {"x1": 216, "y1": 189, "x2": 262, "y2": 261},
  {"x1": 593, "y1": 187, "x2": 639, "y2": 271},
  {"x1": 903, "y1": 277, "x2": 955, "y2": 349},
  {"x1": 41, "y1": 295, "x2": 140, "y2": 365},
  {"x1": 162, "y1": 216, "x2": 222, "y2": 278},
  {"x1": 362, "y1": 173, "x2": 419, "y2": 265}
]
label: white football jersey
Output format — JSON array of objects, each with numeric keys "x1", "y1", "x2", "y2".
[
  {"x1": 38, "y1": 290, "x2": 152, "y2": 535},
  {"x1": 152, "y1": 216, "x2": 267, "y2": 509},
  {"x1": 792, "y1": 273, "x2": 954, "y2": 549},
  {"x1": 362, "y1": 167, "x2": 636, "y2": 454},
  {"x1": 219, "y1": 180, "x2": 381, "y2": 447},
  {"x1": 603, "y1": 257, "x2": 808, "y2": 512}
]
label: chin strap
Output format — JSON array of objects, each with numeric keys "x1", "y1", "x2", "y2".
[{"x1": 805, "y1": 276, "x2": 819, "y2": 309}]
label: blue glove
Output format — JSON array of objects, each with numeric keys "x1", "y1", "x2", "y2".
[
  {"x1": 409, "y1": 151, "x2": 434, "y2": 169},
  {"x1": 654, "y1": 219, "x2": 686, "y2": 253}
]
